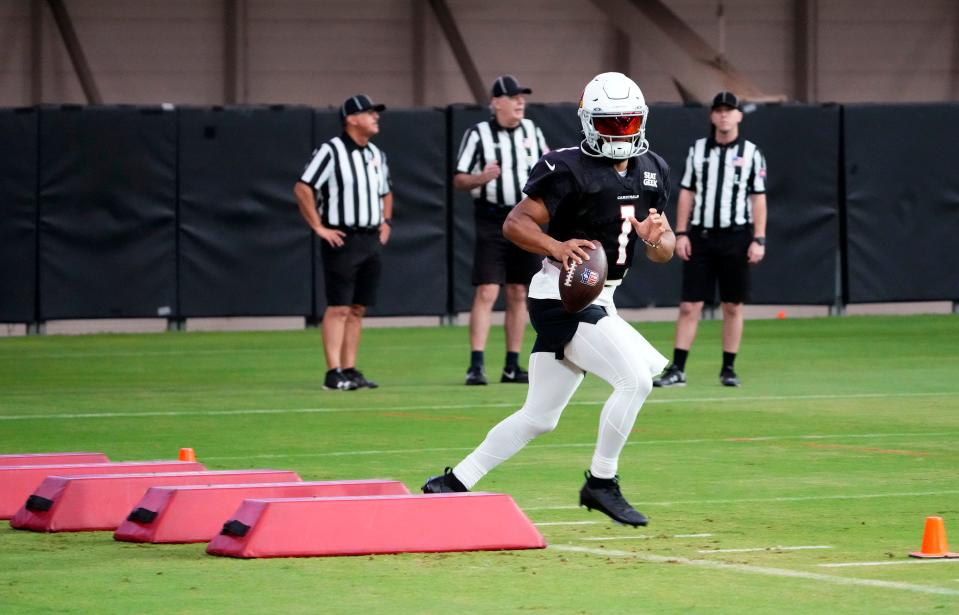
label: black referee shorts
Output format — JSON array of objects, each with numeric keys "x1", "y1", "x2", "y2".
[
  {"x1": 321, "y1": 231, "x2": 382, "y2": 307},
  {"x1": 681, "y1": 227, "x2": 752, "y2": 304},
  {"x1": 472, "y1": 210, "x2": 541, "y2": 286}
]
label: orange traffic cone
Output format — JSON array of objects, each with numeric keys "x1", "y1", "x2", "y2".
[
  {"x1": 909, "y1": 516, "x2": 959, "y2": 558},
  {"x1": 178, "y1": 447, "x2": 196, "y2": 462}
]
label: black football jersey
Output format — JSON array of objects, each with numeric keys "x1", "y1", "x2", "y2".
[{"x1": 523, "y1": 147, "x2": 671, "y2": 281}]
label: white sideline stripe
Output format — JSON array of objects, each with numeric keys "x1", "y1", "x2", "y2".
[
  {"x1": 699, "y1": 545, "x2": 832, "y2": 554},
  {"x1": 820, "y1": 559, "x2": 959, "y2": 568},
  {"x1": 549, "y1": 545, "x2": 959, "y2": 596},
  {"x1": 524, "y1": 490, "x2": 959, "y2": 511},
  {"x1": 0, "y1": 344, "x2": 462, "y2": 360},
  {"x1": 1, "y1": 390, "x2": 956, "y2": 422},
  {"x1": 202, "y1": 431, "x2": 959, "y2": 461},
  {"x1": 580, "y1": 533, "x2": 713, "y2": 541},
  {"x1": 535, "y1": 521, "x2": 600, "y2": 527}
]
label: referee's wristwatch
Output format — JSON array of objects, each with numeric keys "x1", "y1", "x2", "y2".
[{"x1": 752, "y1": 236, "x2": 766, "y2": 246}]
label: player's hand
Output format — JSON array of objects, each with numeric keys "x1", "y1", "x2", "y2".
[
  {"x1": 630, "y1": 208, "x2": 668, "y2": 247},
  {"x1": 378, "y1": 222, "x2": 391, "y2": 246},
  {"x1": 748, "y1": 241, "x2": 765, "y2": 264},
  {"x1": 482, "y1": 161, "x2": 501, "y2": 182},
  {"x1": 317, "y1": 227, "x2": 346, "y2": 248},
  {"x1": 676, "y1": 235, "x2": 692, "y2": 261},
  {"x1": 550, "y1": 239, "x2": 595, "y2": 271}
]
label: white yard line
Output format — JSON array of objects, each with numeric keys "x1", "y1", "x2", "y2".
[
  {"x1": 699, "y1": 545, "x2": 832, "y2": 554},
  {"x1": 820, "y1": 559, "x2": 959, "y2": 568},
  {"x1": 524, "y1": 490, "x2": 959, "y2": 511},
  {"x1": 579, "y1": 533, "x2": 713, "y2": 541},
  {"x1": 549, "y1": 545, "x2": 959, "y2": 596},
  {"x1": 0, "y1": 344, "x2": 461, "y2": 360},
  {"x1": 1, "y1": 391, "x2": 956, "y2": 422},
  {"x1": 202, "y1": 431, "x2": 959, "y2": 461}
]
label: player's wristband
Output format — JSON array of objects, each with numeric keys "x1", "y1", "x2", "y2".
[
  {"x1": 382, "y1": 219, "x2": 393, "y2": 227},
  {"x1": 674, "y1": 230, "x2": 688, "y2": 237}
]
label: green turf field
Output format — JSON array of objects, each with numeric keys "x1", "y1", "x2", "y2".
[{"x1": 1, "y1": 315, "x2": 958, "y2": 614}]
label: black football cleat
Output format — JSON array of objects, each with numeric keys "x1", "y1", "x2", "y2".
[
  {"x1": 323, "y1": 368, "x2": 358, "y2": 391},
  {"x1": 653, "y1": 364, "x2": 686, "y2": 387},
  {"x1": 719, "y1": 367, "x2": 740, "y2": 387},
  {"x1": 421, "y1": 467, "x2": 469, "y2": 494},
  {"x1": 500, "y1": 366, "x2": 529, "y2": 384},
  {"x1": 343, "y1": 367, "x2": 378, "y2": 389},
  {"x1": 579, "y1": 471, "x2": 648, "y2": 527},
  {"x1": 465, "y1": 366, "x2": 488, "y2": 386}
]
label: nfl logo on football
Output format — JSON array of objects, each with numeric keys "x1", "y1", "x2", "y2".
[{"x1": 580, "y1": 268, "x2": 599, "y2": 287}]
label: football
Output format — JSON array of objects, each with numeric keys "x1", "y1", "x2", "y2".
[{"x1": 559, "y1": 242, "x2": 608, "y2": 313}]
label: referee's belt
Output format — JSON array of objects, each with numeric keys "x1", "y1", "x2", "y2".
[
  {"x1": 327, "y1": 225, "x2": 380, "y2": 235},
  {"x1": 473, "y1": 200, "x2": 514, "y2": 218},
  {"x1": 688, "y1": 224, "x2": 750, "y2": 238}
]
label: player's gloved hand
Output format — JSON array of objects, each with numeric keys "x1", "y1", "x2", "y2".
[
  {"x1": 631, "y1": 208, "x2": 667, "y2": 247},
  {"x1": 549, "y1": 239, "x2": 596, "y2": 271}
]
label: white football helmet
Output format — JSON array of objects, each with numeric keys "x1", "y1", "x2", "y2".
[{"x1": 578, "y1": 72, "x2": 649, "y2": 159}]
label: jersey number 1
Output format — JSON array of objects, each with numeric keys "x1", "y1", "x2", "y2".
[{"x1": 616, "y1": 205, "x2": 634, "y2": 265}]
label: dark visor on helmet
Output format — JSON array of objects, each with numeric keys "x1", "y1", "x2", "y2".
[{"x1": 592, "y1": 115, "x2": 643, "y2": 136}]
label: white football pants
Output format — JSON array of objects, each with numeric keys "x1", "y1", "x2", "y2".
[{"x1": 453, "y1": 314, "x2": 667, "y2": 488}]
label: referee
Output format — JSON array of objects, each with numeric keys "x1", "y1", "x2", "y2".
[
  {"x1": 293, "y1": 94, "x2": 393, "y2": 391},
  {"x1": 454, "y1": 75, "x2": 549, "y2": 386},
  {"x1": 654, "y1": 91, "x2": 768, "y2": 388}
]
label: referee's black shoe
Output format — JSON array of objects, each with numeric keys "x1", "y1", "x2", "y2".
[
  {"x1": 465, "y1": 366, "x2": 488, "y2": 386},
  {"x1": 323, "y1": 368, "x2": 358, "y2": 391},
  {"x1": 343, "y1": 367, "x2": 378, "y2": 389},
  {"x1": 500, "y1": 365, "x2": 529, "y2": 384},
  {"x1": 719, "y1": 367, "x2": 740, "y2": 387},
  {"x1": 579, "y1": 471, "x2": 648, "y2": 527},
  {"x1": 421, "y1": 467, "x2": 469, "y2": 494},
  {"x1": 652, "y1": 364, "x2": 686, "y2": 387}
]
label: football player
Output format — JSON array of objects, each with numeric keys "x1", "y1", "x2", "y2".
[{"x1": 423, "y1": 73, "x2": 675, "y2": 527}]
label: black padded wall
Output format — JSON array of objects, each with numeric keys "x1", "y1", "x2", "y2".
[
  {"x1": 451, "y1": 103, "x2": 841, "y2": 310},
  {"x1": 178, "y1": 106, "x2": 314, "y2": 317},
  {"x1": 311, "y1": 108, "x2": 448, "y2": 317},
  {"x1": 619, "y1": 104, "x2": 840, "y2": 307},
  {"x1": 844, "y1": 104, "x2": 959, "y2": 302},
  {"x1": 37, "y1": 106, "x2": 177, "y2": 320},
  {"x1": 0, "y1": 108, "x2": 38, "y2": 322}
]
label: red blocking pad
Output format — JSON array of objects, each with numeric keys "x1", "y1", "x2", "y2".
[
  {"x1": 10, "y1": 469, "x2": 298, "y2": 532},
  {"x1": 0, "y1": 461, "x2": 205, "y2": 519},
  {"x1": 0, "y1": 452, "x2": 109, "y2": 467},
  {"x1": 115, "y1": 479, "x2": 410, "y2": 544},
  {"x1": 206, "y1": 492, "x2": 546, "y2": 558}
]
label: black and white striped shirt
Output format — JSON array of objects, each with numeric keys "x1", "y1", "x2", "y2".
[
  {"x1": 299, "y1": 133, "x2": 391, "y2": 229},
  {"x1": 680, "y1": 136, "x2": 766, "y2": 228},
  {"x1": 455, "y1": 118, "x2": 548, "y2": 206}
]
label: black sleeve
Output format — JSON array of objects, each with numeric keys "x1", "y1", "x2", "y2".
[{"x1": 523, "y1": 157, "x2": 575, "y2": 216}]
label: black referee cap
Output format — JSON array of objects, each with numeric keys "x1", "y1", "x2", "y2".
[
  {"x1": 491, "y1": 75, "x2": 532, "y2": 98},
  {"x1": 340, "y1": 94, "x2": 386, "y2": 119},
  {"x1": 711, "y1": 91, "x2": 741, "y2": 111}
]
